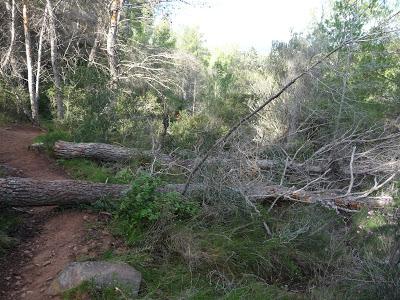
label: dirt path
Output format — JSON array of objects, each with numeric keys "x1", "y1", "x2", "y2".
[{"x1": 0, "y1": 126, "x2": 113, "y2": 300}]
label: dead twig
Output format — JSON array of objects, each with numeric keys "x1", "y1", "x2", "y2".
[{"x1": 182, "y1": 42, "x2": 349, "y2": 195}]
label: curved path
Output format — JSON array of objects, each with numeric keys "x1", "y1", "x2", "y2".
[{"x1": 0, "y1": 125, "x2": 113, "y2": 299}]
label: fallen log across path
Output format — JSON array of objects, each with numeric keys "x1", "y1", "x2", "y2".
[
  {"x1": 53, "y1": 141, "x2": 175, "y2": 163},
  {"x1": 54, "y1": 141, "x2": 396, "y2": 176},
  {"x1": 53, "y1": 141, "x2": 326, "y2": 172},
  {"x1": 0, "y1": 177, "x2": 129, "y2": 207},
  {"x1": 0, "y1": 177, "x2": 392, "y2": 210}
]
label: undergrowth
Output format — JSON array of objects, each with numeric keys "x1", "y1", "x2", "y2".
[
  {"x1": 57, "y1": 169, "x2": 400, "y2": 299},
  {"x1": 42, "y1": 151, "x2": 400, "y2": 299},
  {"x1": 62, "y1": 279, "x2": 135, "y2": 300},
  {"x1": 113, "y1": 174, "x2": 199, "y2": 244},
  {"x1": 33, "y1": 125, "x2": 72, "y2": 152},
  {"x1": 0, "y1": 112, "x2": 14, "y2": 126}
]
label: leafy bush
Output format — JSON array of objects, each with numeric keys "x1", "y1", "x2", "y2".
[
  {"x1": 58, "y1": 159, "x2": 113, "y2": 183},
  {"x1": 114, "y1": 174, "x2": 199, "y2": 244},
  {"x1": 0, "y1": 79, "x2": 30, "y2": 121},
  {"x1": 34, "y1": 128, "x2": 72, "y2": 151},
  {"x1": 62, "y1": 279, "x2": 135, "y2": 300},
  {"x1": 58, "y1": 159, "x2": 135, "y2": 185},
  {"x1": 0, "y1": 113, "x2": 13, "y2": 126},
  {"x1": 46, "y1": 66, "x2": 114, "y2": 142},
  {"x1": 334, "y1": 208, "x2": 400, "y2": 299},
  {"x1": 170, "y1": 205, "x2": 345, "y2": 288},
  {"x1": 168, "y1": 111, "x2": 225, "y2": 152}
]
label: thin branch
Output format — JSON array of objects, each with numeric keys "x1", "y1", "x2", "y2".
[{"x1": 346, "y1": 146, "x2": 357, "y2": 195}]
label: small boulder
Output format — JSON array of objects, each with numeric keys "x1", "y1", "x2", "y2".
[{"x1": 49, "y1": 261, "x2": 141, "y2": 296}]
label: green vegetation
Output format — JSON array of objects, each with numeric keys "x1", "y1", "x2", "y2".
[
  {"x1": 62, "y1": 279, "x2": 135, "y2": 300},
  {"x1": 114, "y1": 174, "x2": 199, "y2": 244},
  {"x1": 58, "y1": 167, "x2": 399, "y2": 299},
  {"x1": 0, "y1": 112, "x2": 14, "y2": 126},
  {"x1": 58, "y1": 159, "x2": 116, "y2": 183},
  {"x1": 33, "y1": 128, "x2": 72, "y2": 148},
  {"x1": 1, "y1": 0, "x2": 400, "y2": 298}
]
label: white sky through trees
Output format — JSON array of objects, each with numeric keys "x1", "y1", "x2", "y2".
[{"x1": 170, "y1": 0, "x2": 324, "y2": 52}]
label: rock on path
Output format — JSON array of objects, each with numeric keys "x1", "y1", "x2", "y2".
[{"x1": 49, "y1": 261, "x2": 142, "y2": 296}]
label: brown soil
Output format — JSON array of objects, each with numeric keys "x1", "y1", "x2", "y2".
[{"x1": 0, "y1": 125, "x2": 115, "y2": 300}]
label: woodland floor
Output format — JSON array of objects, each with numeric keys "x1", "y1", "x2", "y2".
[{"x1": 0, "y1": 125, "x2": 116, "y2": 300}]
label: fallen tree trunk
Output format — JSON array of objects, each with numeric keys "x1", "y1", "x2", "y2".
[
  {"x1": 53, "y1": 141, "x2": 400, "y2": 177},
  {"x1": 54, "y1": 141, "x2": 151, "y2": 162},
  {"x1": 0, "y1": 177, "x2": 392, "y2": 210},
  {"x1": 53, "y1": 141, "x2": 325, "y2": 172},
  {"x1": 0, "y1": 177, "x2": 129, "y2": 207},
  {"x1": 247, "y1": 184, "x2": 393, "y2": 210}
]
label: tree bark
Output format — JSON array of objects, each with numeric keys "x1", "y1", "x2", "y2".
[
  {"x1": 106, "y1": 0, "x2": 124, "y2": 88},
  {"x1": 88, "y1": 29, "x2": 100, "y2": 66},
  {"x1": 0, "y1": 0, "x2": 16, "y2": 73},
  {"x1": 0, "y1": 177, "x2": 392, "y2": 210},
  {"x1": 46, "y1": 0, "x2": 64, "y2": 119},
  {"x1": 0, "y1": 177, "x2": 129, "y2": 207},
  {"x1": 389, "y1": 239, "x2": 400, "y2": 267},
  {"x1": 54, "y1": 141, "x2": 153, "y2": 162},
  {"x1": 52, "y1": 141, "x2": 327, "y2": 173},
  {"x1": 22, "y1": 0, "x2": 38, "y2": 122},
  {"x1": 35, "y1": 6, "x2": 48, "y2": 108},
  {"x1": 88, "y1": 18, "x2": 101, "y2": 66},
  {"x1": 52, "y1": 141, "x2": 396, "y2": 179}
]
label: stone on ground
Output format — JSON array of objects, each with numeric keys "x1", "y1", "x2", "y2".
[{"x1": 48, "y1": 261, "x2": 142, "y2": 296}]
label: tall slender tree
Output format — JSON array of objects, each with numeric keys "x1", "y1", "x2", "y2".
[
  {"x1": 22, "y1": 0, "x2": 38, "y2": 122},
  {"x1": 107, "y1": 0, "x2": 124, "y2": 89},
  {"x1": 0, "y1": 0, "x2": 16, "y2": 74},
  {"x1": 46, "y1": 0, "x2": 64, "y2": 119},
  {"x1": 34, "y1": 6, "x2": 48, "y2": 110}
]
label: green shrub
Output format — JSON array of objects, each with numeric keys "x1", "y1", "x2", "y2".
[
  {"x1": 114, "y1": 174, "x2": 199, "y2": 244},
  {"x1": 0, "y1": 79, "x2": 30, "y2": 121},
  {"x1": 177, "y1": 205, "x2": 344, "y2": 288},
  {"x1": 34, "y1": 129, "x2": 72, "y2": 151},
  {"x1": 62, "y1": 279, "x2": 134, "y2": 300},
  {"x1": 46, "y1": 66, "x2": 114, "y2": 143},
  {"x1": 59, "y1": 159, "x2": 113, "y2": 183},
  {"x1": 58, "y1": 159, "x2": 136, "y2": 185},
  {"x1": 168, "y1": 111, "x2": 225, "y2": 152},
  {"x1": 0, "y1": 113, "x2": 14, "y2": 126}
]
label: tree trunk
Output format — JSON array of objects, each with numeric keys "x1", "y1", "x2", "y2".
[
  {"x1": 54, "y1": 141, "x2": 153, "y2": 162},
  {"x1": 0, "y1": 177, "x2": 129, "y2": 207},
  {"x1": 52, "y1": 141, "x2": 397, "y2": 179},
  {"x1": 46, "y1": 0, "x2": 64, "y2": 119},
  {"x1": 106, "y1": 0, "x2": 123, "y2": 88},
  {"x1": 88, "y1": 29, "x2": 100, "y2": 66},
  {"x1": 23, "y1": 0, "x2": 38, "y2": 122},
  {"x1": 0, "y1": 177, "x2": 392, "y2": 210},
  {"x1": 0, "y1": 0, "x2": 16, "y2": 73},
  {"x1": 35, "y1": 6, "x2": 48, "y2": 108},
  {"x1": 53, "y1": 141, "x2": 327, "y2": 173},
  {"x1": 389, "y1": 239, "x2": 400, "y2": 267}
]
